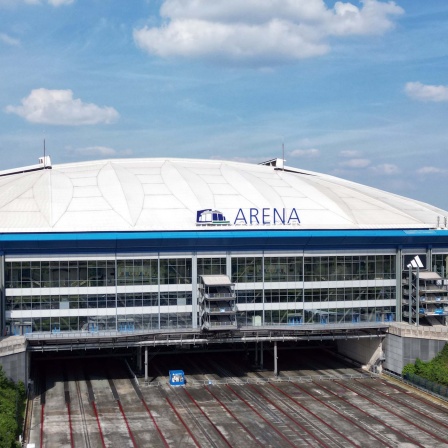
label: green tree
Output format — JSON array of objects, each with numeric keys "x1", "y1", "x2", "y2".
[
  {"x1": 402, "y1": 363, "x2": 416, "y2": 376},
  {"x1": 0, "y1": 366, "x2": 25, "y2": 448},
  {"x1": 402, "y1": 343, "x2": 448, "y2": 387}
]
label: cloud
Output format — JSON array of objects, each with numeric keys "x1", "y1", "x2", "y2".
[
  {"x1": 405, "y1": 82, "x2": 448, "y2": 102},
  {"x1": 47, "y1": 0, "x2": 74, "y2": 5},
  {"x1": 5, "y1": 88, "x2": 119, "y2": 126},
  {"x1": 0, "y1": 33, "x2": 20, "y2": 46},
  {"x1": 134, "y1": 0, "x2": 403, "y2": 65},
  {"x1": 417, "y1": 166, "x2": 447, "y2": 174},
  {"x1": 339, "y1": 158, "x2": 371, "y2": 168},
  {"x1": 75, "y1": 146, "x2": 117, "y2": 156},
  {"x1": 370, "y1": 163, "x2": 399, "y2": 175},
  {"x1": 290, "y1": 148, "x2": 320, "y2": 157},
  {"x1": 339, "y1": 149, "x2": 360, "y2": 157},
  {"x1": 69, "y1": 146, "x2": 133, "y2": 158}
]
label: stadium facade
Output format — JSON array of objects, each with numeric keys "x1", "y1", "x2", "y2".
[{"x1": 1, "y1": 156, "x2": 448, "y2": 343}]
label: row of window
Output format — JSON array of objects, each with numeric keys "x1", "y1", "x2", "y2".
[
  {"x1": 8, "y1": 306, "x2": 395, "y2": 335},
  {"x1": 6, "y1": 292, "x2": 193, "y2": 310},
  {"x1": 228, "y1": 307, "x2": 396, "y2": 326},
  {"x1": 303, "y1": 256, "x2": 395, "y2": 281},
  {"x1": 8, "y1": 313, "x2": 193, "y2": 334},
  {"x1": 4, "y1": 254, "x2": 398, "y2": 289},
  {"x1": 5, "y1": 259, "x2": 192, "y2": 288},
  {"x1": 6, "y1": 286, "x2": 394, "y2": 311},
  {"x1": 432, "y1": 254, "x2": 448, "y2": 277},
  {"x1": 236, "y1": 287, "x2": 394, "y2": 304}
]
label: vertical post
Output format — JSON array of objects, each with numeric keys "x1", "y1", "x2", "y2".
[
  {"x1": 274, "y1": 341, "x2": 278, "y2": 376},
  {"x1": 157, "y1": 255, "x2": 161, "y2": 330},
  {"x1": 262, "y1": 252, "x2": 265, "y2": 326},
  {"x1": 137, "y1": 347, "x2": 142, "y2": 372},
  {"x1": 416, "y1": 266, "x2": 420, "y2": 326},
  {"x1": 396, "y1": 248, "x2": 402, "y2": 322},
  {"x1": 192, "y1": 253, "x2": 197, "y2": 329},
  {"x1": 260, "y1": 341, "x2": 264, "y2": 368},
  {"x1": 0, "y1": 253, "x2": 4, "y2": 336},
  {"x1": 114, "y1": 254, "x2": 118, "y2": 331},
  {"x1": 408, "y1": 265, "x2": 412, "y2": 325},
  {"x1": 144, "y1": 346, "x2": 148, "y2": 381},
  {"x1": 255, "y1": 342, "x2": 258, "y2": 365}
]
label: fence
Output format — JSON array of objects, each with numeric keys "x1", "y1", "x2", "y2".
[{"x1": 404, "y1": 372, "x2": 448, "y2": 399}]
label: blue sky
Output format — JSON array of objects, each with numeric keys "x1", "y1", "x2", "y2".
[{"x1": 1, "y1": 0, "x2": 448, "y2": 209}]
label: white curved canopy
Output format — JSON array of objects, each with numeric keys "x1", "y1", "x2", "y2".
[{"x1": 0, "y1": 157, "x2": 446, "y2": 232}]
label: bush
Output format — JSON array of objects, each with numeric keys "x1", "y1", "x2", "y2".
[
  {"x1": 402, "y1": 362, "x2": 416, "y2": 376},
  {"x1": 0, "y1": 366, "x2": 26, "y2": 448},
  {"x1": 402, "y1": 343, "x2": 448, "y2": 386}
]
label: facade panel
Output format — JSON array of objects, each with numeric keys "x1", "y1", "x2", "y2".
[
  {"x1": 1, "y1": 158, "x2": 448, "y2": 339},
  {"x1": 4, "y1": 251, "x2": 399, "y2": 335}
]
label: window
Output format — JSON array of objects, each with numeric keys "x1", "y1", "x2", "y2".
[
  {"x1": 231, "y1": 257, "x2": 262, "y2": 282},
  {"x1": 160, "y1": 258, "x2": 192, "y2": 284},
  {"x1": 197, "y1": 257, "x2": 226, "y2": 281}
]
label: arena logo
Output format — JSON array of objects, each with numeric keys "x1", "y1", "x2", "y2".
[
  {"x1": 196, "y1": 208, "x2": 300, "y2": 226},
  {"x1": 196, "y1": 209, "x2": 230, "y2": 226}
]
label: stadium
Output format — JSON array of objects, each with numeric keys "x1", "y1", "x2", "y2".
[{"x1": 1, "y1": 155, "x2": 448, "y2": 381}]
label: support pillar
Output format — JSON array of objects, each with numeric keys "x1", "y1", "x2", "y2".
[
  {"x1": 192, "y1": 253, "x2": 198, "y2": 329},
  {"x1": 0, "y1": 253, "x2": 5, "y2": 336},
  {"x1": 144, "y1": 346, "x2": 148, "y2": 381},
  {"x1": 274, "y1": 341, "x2": 278, "y2": 376},
  {"x1": 408, "y1": 265, "x2": 412, "y2": 324},
  {"x1": 255, "y1": 342, "x2": 258, "y2": 365},
  {"x1": 137, "y1": 346, "x2": 142, "y2": 372},
  {"x1": 260, "y1": 341, "x2": 264, "y2": 369},
  {"x1": 416, "y1": 265, "x2": 420, "y2": 326}
]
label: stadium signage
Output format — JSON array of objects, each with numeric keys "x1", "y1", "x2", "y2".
[
  {"x1": 196, "y1": 208, "x2": 300, "y2": 226},
  {"x1": 234, "y1": 208, "x2": 300, "y2": 225}
]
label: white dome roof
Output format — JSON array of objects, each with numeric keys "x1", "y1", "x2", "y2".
[{"x1": 0, "y1": 157, "x2": 445, "y2": 232}]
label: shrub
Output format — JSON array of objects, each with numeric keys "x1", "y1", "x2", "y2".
[
  {"x1": 0, "y1": 366, "x2": 26, "y2": 448},
  {"x1": 402, "y1": 343, "x2": 448, "y2": 386}
]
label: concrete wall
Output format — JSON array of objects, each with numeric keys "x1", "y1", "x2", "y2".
[
  {"x1": 0, "y1": 351, "x2": 27, "y2": 384},
  {"x1": 0, "y1": 336, "x2": 28, "y2": 384},
  {"x1": 337, "y1": 324, "x2": 448, "y2": 375},
  {"x1": 384, "y1": 333, "x2": 446, "y2": 374},
  {"x1": 337, "y1": 337, "x2": 383, "y2": 370}
]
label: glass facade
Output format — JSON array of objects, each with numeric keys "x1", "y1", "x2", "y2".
[
  {"x1": 4, "y1": 253, "x2": 398, "y2": 335},
  {"x1": 232, "y1": 257, "x2": 263, "y2": 283},
  {"x1": 303, "y1": 255, "x2": 395, "y2": 282},
  {"x1": 432, "y1": 253, "x2": 448, "y2": 277},
  {"x1": 197, "y1": 257, "x2": 226, "y2": 281}
]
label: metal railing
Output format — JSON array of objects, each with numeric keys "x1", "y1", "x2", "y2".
[
  {"x1": 205, "y1": 321, "x2": 238, "y2": 328},
  {"x1": 203, "y1": 292, "x2": 236, "y2": 299},
  {"x1": 206, "y1": 306, "x2": 237, "y2": 314},
  {"x1": 24, "y1": 320, "x2": 390, "y2": 341},
  {"x1": 403, "y1": 373, "x2": 448, "y2": 399}
]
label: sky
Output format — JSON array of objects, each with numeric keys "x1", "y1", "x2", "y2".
[{"x1": 0, "y1": 0, "x2": 447, "y2": 209}]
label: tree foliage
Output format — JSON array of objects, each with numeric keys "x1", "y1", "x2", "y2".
[
  {"x1": 0, "y1": 366, "x2": 25, "y2": 448},
  {"x1": 402, "y1": 343, "x2": 448, "y2": 386}
]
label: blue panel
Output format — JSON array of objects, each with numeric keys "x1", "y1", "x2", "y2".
[{"x1": 1, "y1": 228, "x2": 448, "y2": 255}]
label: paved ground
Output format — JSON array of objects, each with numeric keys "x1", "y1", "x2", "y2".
[{"x1": 28, "y1": 348, "x2": 448, "y2": 447}]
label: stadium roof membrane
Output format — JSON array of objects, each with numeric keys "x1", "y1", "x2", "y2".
[{"x1": 0, "y1": 157, "x2": 446, "y2": 233}]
